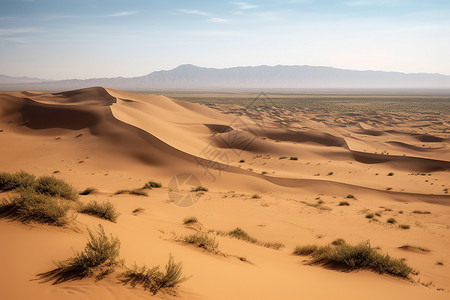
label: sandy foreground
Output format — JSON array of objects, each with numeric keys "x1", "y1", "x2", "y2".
[{"x1": 0, "y1": 87, "x2": 449, "y2": 299}]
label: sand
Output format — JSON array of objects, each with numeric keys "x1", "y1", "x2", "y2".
[{"x1": 0, "y1": 87, "x2": 449, "y2": 299}]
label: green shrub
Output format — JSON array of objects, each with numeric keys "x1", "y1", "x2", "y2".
[
  {"x1": 0, "y1": 171, "x2": 35, "y2": 191},
  {"x1": 143, "y1": 181, "x2": 162, "y2": 189},
  {"x1": 191, "y1": 186, "x2": 208, "y2": 192},
  {"x1": 37, "y1": 225, "x2": 122, "y2": 283},
  {"x1": 119, "y1": 255, "x2": 188, "y2": 295},
  {"x1": 78, "y1": 201, "x2": 119, "y2": 222},
  {"x1": 293, "y1": 244, "x2": 319, "y2": 256},
  {"x1": 35, "y1": 176, "x2": 78, "y2": 200},
  {"x1": 80, "y1": 187, "x2": 96, "y2": 195},
  {"x1": 308, "y1": 241, "x2": 412, "y2": 278},
  {"x1": 0, "y1": 189, "x2": 71, "y2": 226},
  {"x1": 183, "y1": 216, "x2": 198, "y2": 225},
  {"x1": 183, "y1": 233, "x2": 218, "y2": 252}
]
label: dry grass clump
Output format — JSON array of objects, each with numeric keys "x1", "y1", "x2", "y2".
[
  {"x1": 119, "y1": 255, "x2": 188, "y2": 295},
  {"x1": 346, "y1": 194, "x2": 356, "y2": 199},
  {"x1": 183, "y1": 216, "x2": 198, "y2": 225},
  {"x1": 228, "y1": 227, "x2": 285, "y2": 250},
  {"x1": 0, "y1": 188, "x2": 71, "y2": 226},
  {"x1": 183, "y1": 233, "x2": 218, "y2": 252},
  {"x1": 293, "y1": 241, "x2": 413, "y2": 278},
  {"x1": 412, "y1": 210, "x2": 431, "y2": 215},
  {"x1": 399, "y1": 224, "x2": 410, "y2": 230},
  {"x1": 331, "y1": 238, "x2": 346, "y2": 246},
  {"x1": 0, "y1": 171, "x2": 35, "y2": 191},
  {"x1": 115, "y1": 189, "x2": 148, "y2": 196},
  {"x1": 387, "y1": 218, "x2": 396, "y2": 224},
  {"x1": 143, "y1": 181, "x2": 162, "y2": 189},
  {"x1": 80, "y1": 187, "x2": 96, "y2": 195},
  {"x1": 191, "y1": 186, "x2": 208, "y2": 192},
  {"x1": 338, "y1": 201, "x2": 350, "y2": 206},
  {"x1": 78, "y1": 200, "x2": 119, "y2": 223},
  {"x1": 37, "y1": 225, "x2": 122, "y2": 283}
]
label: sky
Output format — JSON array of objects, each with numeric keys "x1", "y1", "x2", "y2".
[{"x1": 0, "y1": 0, "x2": 449, "y2": 79}]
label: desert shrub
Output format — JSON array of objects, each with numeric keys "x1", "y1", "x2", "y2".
[
  {"x1": 184, "y1": 233, "x2": 218, "y2": 251},
  {"x1": 80, "y1": 187, "x2": 96, "y2": 195},
  {"x1": 293, "y1": 244, "x2": 319, "y2": 256},
  {"x1": 388, "y1": 172, "x2": 394, "y2": 176},
  {"x1": 119, "y1": 255, "x2": 188, "y2": 295},
  {"x1": 191, "y1": 186, "x2": 208, "y2": 192},
  {"x1": 228, "y1": 228, "x2": 258, "y2": 244},
  {"x1": 115, "y1": 189, "x2": 148, "y2": 196},
  {"x1": 399, "y1": 224, "x2": 410, "y2": 230},
  {"x1": 338, "y1": 201, "x2": 350, "y2": 206},
  {"x1": 290, "y1": 157, "x2": 298, "y2": 160},
  {"x1": 412, "y1": 210, "x2": 430, "y2": 215},
  {"x1": 35, "y1": 176, "x2": 78, "y2": 200},
  {"x1": 279, "y1": 156, "x2": 287, "y2": 160},
  {"x1": 331, "y1": 238, "x2": 346, "y2": 246},
  {"x1": 262, "y1": 242, "x2": 285, "y2": 250},
  {"x1": 346, "y1": 194, "x2": 355, "y2": 199},
  {"x1": 307, "y1": 241, "x2": 412, "y2": 278},
  {"x1": 132, "y1": 208, "x2": 145, "y2": 214},
  {"x1": 251, "y1": 194, "x2": 261, "y2": 199},
  {"x1": 239, "y1": 159, "x2": 245, "y2": 163},
  {"x1": 143, "y1": 181, "x2": 162, "y2": 189},
  {"x1": 328, "y1": 172, "x2": 334, "y2": 175},
  {"x1": 0, "y1": 171, "x2": 35, "y2": 191},
  {"x1": 183, "y1": 216, "x2": 198, "y2": 225},
  {"x1": 0, "y1": 188, "x2": 71, "y2": 226},
  {"x1": 365, "y1": 213, "x2": 374, "y2": 219},
  {"x1": 387, "y1": 218, "x2": 396, "y2": 224},
  {"x1": 37, "y1": 225, "x2": 122, "y2": 283},
  {"x1": 78, "y1": 200, "x2": 119, "y2": 222}
]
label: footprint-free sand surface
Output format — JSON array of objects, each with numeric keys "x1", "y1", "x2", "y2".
[{"x1": 0, "y1": 87, "x2": 449, "y2": 299}]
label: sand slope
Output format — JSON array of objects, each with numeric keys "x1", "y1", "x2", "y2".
[{"x1": 0, "y1": 87, "x2": 449, "y2": 299}]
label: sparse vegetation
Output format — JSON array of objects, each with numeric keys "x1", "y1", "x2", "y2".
[
  {"x1": 251, "y1": 194, "x2": 261, "y2": 199},
  {"x1": 399, "y1": 224, "x2": 410, "y2": 230},
  {"x1": 78, "y1": 200, "x2": 119, "y2": 222},
  {"x1": 37, "y1": 225, "x2": 122, "y2": 283},
  {"x1": 0, "y1": 171, "x2": 35, "y2": 191},
  {"x1": 228, "y1": 227, "x2": 284, "y2": 250},
  {"x1": 239, "y1": 159, "x2": 245, "y2": 163},
  {"x1": 387, "y1": 218, "x2": 396, "y2": 224},
  {"x1": 0, "y1": 188, "x2": 71, "y2": 226},
  {"x1": 191, "y1": 186, "x2": 208, "y2": 192},
  {"x1": 132, "y1": 208, "x2": 145, "y2": 214},
  {"x1": 338, "y1": 201, "x2": 350, "y2": 206},
  {"x1": 35, "y1": 176, "x2": 79, "y2": 200},
  {"x1": 346, "y1": 194, "x2": 355, "y2": 199},
  {"x1": 328, "y1": 172, "x2": 334, "y2": 176},
  {"x1": 143, "y1": 181, "x2": 162, "y2": 189},
  {"x1": 183, "y1": 233, "x2": 218, "y2": 252},
  {"x1": 279, "y1": 156, "x2": 287, "y2": 160},
  {"x1": 388, "y1": 172, "x2": 394, "y2": 176},
  {"x1": 331, "y1": 238, "x2": 346, "y2": 246},
  {"x1": 293, "y1": 241, "x2": 412, "y2": 278},
  {"x1": 365, "y1": 213, "x2": 374, "y2": 219},
  {"x1": 80, "y1": 187, "x2": 96, "y2": 195},
  {"x1": 119, "y1": 255, "x2": 188, "y2": 295},
  {"x1": 115, "y1": 189, "x2": 148, "y2": 196},
  {"x1": 183, "y1": 216, "x2": 198, "y2": 225},
  {"x1": 290, "y1": 156, "x2": 298, "y2": 160},
  {"x1": 412, "y1": 210, "x2": 431, "y2": 215},
  {"x1": 261, "y1": 171, "x2": 268, "y2": 175}
]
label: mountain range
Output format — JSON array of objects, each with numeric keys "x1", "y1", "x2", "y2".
[{"x1": 1, "y1": 64, "x2": 450, "y2": 91}]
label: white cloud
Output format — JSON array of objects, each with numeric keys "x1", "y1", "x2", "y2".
[
  {"x1": 233, "y1": 2, "x2": 259, "y2": 10},
  {"x1": 193, "y1": 30, "x2": 244, "y2": 36},
  {"x1": 344, "y1": 0, "x2": 403, "y2": 7},
  {"x1": 106, "y1": 11, "x2": 138, "y2": 17},
  {"x1": 0, "y1": 28, "x2": 40, "y2": 35},
  {"x1": 177, "y1": 9, "x2": 211, "y2": 16}
]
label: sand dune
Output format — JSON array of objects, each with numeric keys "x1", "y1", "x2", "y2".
[{"x1": 0, "y1": 87, "x2": 449, "y2": 299}]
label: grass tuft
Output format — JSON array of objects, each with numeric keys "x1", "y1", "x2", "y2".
[
  {"x1": 387, "y1": 218, "x2": 396, "y2": 224},
  {"x1": 143, "y1": 181, "x2": 162, "y2": 189},
  {"x1": 115, "y1": 189, "x2": 148, "y2": 196},
  {"x1": 338, "y1": 201, "x2": 350, "y2": 206},
  {"x1": 80, "y1": 187, "x2": 96, "y2": 195},
  {"x1": 191, "y1": 186, "x2": 208, "y2": 192},
  {"x1": 35, "y1": 176, "x2": 78, "y2": 200},
  {"x1": 183, "y1": 233, "x2": 218, "y2": 252},
  {"x1": 228, "y1": 227, "x2": 284, "y2": 250},
  {"x1": 293, "y1": 244, "x2": 319, "y2": 256},
  {"x1": 78, "y1": 200, "x2": 119, "y2": 222},
  {"x1": 183, "y1": 216, "x2": 198, "y2": 225},
  {"x1": 399, "y1": 224, "x2": 410, "y2": 230},
  {"x1": 331, "y1": 238, "x2": 346, "y2": 246},
  {"x1": 0, "y1": 171, "x2": 35, "y2": 191},
  {"x1": 346, "y1": 194, "x2": 355, "y2": 199},
  {"x1": 37, "y1": 225, "x2": 122, "y2": 283},
  {"x1": 412, "y1": 210, "x2": 431, "y2": 215}
]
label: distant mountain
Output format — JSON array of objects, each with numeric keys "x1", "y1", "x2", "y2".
[
  {"x1": 1, "y1": 64, "x2": 450, "y2": 91},
  {"x1": 0, "y1": 74, "x2": 51, "y2": 85}
]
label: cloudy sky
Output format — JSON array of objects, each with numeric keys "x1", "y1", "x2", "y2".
[{"x1": 0, "y1": 0, "x2": 449, "y2": 79}]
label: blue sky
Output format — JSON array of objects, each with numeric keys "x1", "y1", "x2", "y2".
[{"x1": 0, "y1": 0, "x2": 449, "y2": 79}]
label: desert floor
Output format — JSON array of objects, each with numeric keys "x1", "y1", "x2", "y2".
[{"x1": 0, "y1": 87, "x2": 449, "y2": 299}]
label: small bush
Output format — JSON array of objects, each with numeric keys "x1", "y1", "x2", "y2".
[
  {"x1": 191, "y1": 186, "x2": 208, "y2": 192},
  {"x1": 328, "y1": 172, "x2": 334, "y2": 176},
  {"x1": 331, "y1": 238, "x2": 346, "y2": 246},
  {"x1": 183, "y1": 233, "x2": 218, "y2": 252},
  {"x1": 338, "y1": 201, "x2": 350, "y2": 206},
  {"x1": 388, "y1": 172, "x2": 394, "y2": 176},
  {"x1": 412, "y1": 210, "x2": 431, "y2": 215},
  {"x1": 365, "y1": 213, "x2": 374, "y2": 219},
  {"x1": 261, "y1": 171, "x2": 268, "y2": 175},
  {"x1": 387, "y1": 218, "x2": 396, "y2": 224},
  {"x1": 183, "y1": 216, "x2": 198, "y2": 225},
  {"x1": 78, "y1": 200, "x2": 119, "y2": 222},
  {"x1": 346, "y1": 194, "x2": 355, "y2": 199},
  {"x1": 399, "y1": 224, "x2": 410, "y2": 230},
  {"x1": 251, "y1": 194, "x2": 261, "y2": 199},
  {"x1": 143, "y1": 181, "x2": 162, "y2": 189},
  {"x1": 290, "y1": 157, "x2": 298, "y2": 160},
  {"x1": 262, "y1": 242, "x2": 285, "y2": 250},
  {"x1": 228, "y1": 228, "x2": 258, "y2": 244},
  {"x1": 239, "y1": 159, "x2": 245, "y2": 163},
  {"x1": 0, "y1": 189, "x2": 71, "y2": 226},
  {"x1": 80, "y1": 187, "x2": 96, "y2": 195},
  {"x1": 37, "y1": 225, "x2": 122, "y2": 283},
  {"x1": 0, "y1": 171, "x2": 35, "y2": 191},
  {"x1": 119, "y1": 255, "x2": 188, "y2": 295},
  {"x1": 35, "y1": 176, "x2": 78, "y2": 200},
  {"x1": 115, "y1": 189, "x2": 148, "y2": 196},
  {"x1": 307, "y1": 241, "x2": 412, "y2": 278},
  {"x1": 279, "y1": 156, "x2": 287, "y2": 160},
  {"x1": 293, "y1": 244, "x2": 319, "y2": 256}
]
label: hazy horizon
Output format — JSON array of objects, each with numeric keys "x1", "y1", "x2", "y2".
[{"x1": 1, "y1": 0, "x2": 450, "y2": 80}]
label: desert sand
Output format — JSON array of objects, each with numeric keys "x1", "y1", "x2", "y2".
[{"x1": 0, "y1": 87, "x2": 449, "y2": 299}]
